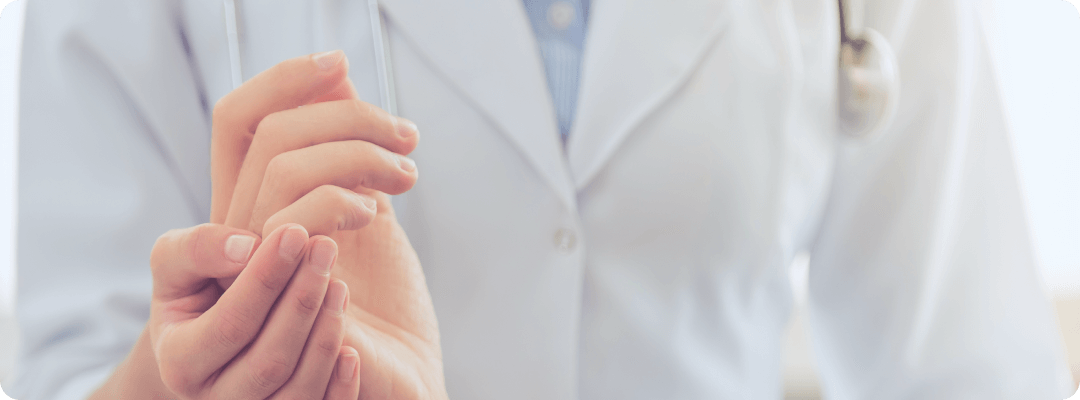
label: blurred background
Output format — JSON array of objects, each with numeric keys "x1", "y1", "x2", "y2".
[
  {"x1": 1, "y1": 0, "x2": 23, "y2": 398},
  {"x1": 0, "y1": 0, "x2": 1076, "y2": 399}
]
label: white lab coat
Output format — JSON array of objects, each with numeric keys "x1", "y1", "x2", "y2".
[{"x1": 13, "y1": 0, "x2": 1073, "y2": 399}]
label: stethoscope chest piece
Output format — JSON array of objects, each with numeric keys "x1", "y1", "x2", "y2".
[{"x1": 838, "y1": 27, "x2": 899, "y2": 139}]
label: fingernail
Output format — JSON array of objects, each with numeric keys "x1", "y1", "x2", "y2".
[
  {"x1": 313, "y1": 50, "x2": 345, "y2": 70},
  {"x1": 338, "y1": 352, "x2": 358, "y2": 383},
  {"x1": 359, "y1": 195, "x2": 377, "y2": 213},
  {"x1": 279, "y1": 225, "x2": 308, "y2": 260},
  {"x1": 328, "y1": 280, "x2": 348, "y2": 315},
  {"x1": 310, "y1": 239, "x2": 337, "y2": 275},
  {"x1": 224, "y1": 235, "x2": 256, "y2": 264},
  {"x1": 395, "y1": 117, "x2": 418, "y2": 139},
  {"x1": 398, "y1": 155, "x2": 416, "y2": 172}
]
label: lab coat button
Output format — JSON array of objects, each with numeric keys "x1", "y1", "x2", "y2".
[
  {"x1": 554, "y1": 228, "x2": 577, "y2": 253},
  {"x1": 548, "y1": 2, "x2": 575, "y2": 31}
]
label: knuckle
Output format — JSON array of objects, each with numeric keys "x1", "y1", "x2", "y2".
[
  {"x1": 149, "y1": 231, "x2": 177, "y2": 270},
  {"x1": 260, "y1": 157, "x2": 297, "y2": 204},
  {"x1": 277, "y1": 391, "x2": 321, "y2": 400},
  {"x1": 395, "y1": 166, "x2": 418, "y2": 189},
  {"x1": 314, "y1": 331, "x2": 341, "y2": 359},
  {"x1": 254, "y1": 111, "x2": 283, "y2": 138},
  {"x1": 349, "y1": 100, "x2": 403, "y2": 145},
  {"x1": 264, "y1": 152, "x2": 300, "y2": 185},
  {"x1": 250, "y1": 198, "x2": 277, "y2": 236},
  {"x1": 250, "y1": 203, "x2": 273, "y2": 236},
  {"x1": 348, "y1": 99, "x2": 376, "y2": 120},
  {"x1": 150, "y1": 224, "x2": 211, "y2": 271},
  {"x1": 353, "y1": 142, "x2": 388, "y2": 177},
  {"x1": 337, "y1": 194, "x2": 370, "y2": 231},
  {"x1": 166, "y1": 376, "x2": 202, "y2": 397},
  {"x1": 253, "y1": 265, "x2": 286, "y2": 295},
  {"x1": 312, "y1": 184, "x2": 342, "y2": 200},
  {"x1": 212, "y1": 96, "x2": 246, "y2": 133},
  {"x1": 384, "y1": 158, "x2": 417, "y2": 194},
  {"x1": 350, "y1": 99, "x2": 389, "y2": 128},
  {"x1": 293, "y1": 287, "x2": 323, "y2": 315},
  {"x1": 157, "y1": 362, "x2": 195, "y2": 396},
  {"x1": 250, "y1": 353, "x2": 294, "y2": 392},
  {"x1": 282, "y1": 388, "x2": 323, "y2": 400},
  {"x1": 186, "y1": 223, "x2": 212, "y2": 256},
  {"x1": 260, "y1": 214, "x2": 283, "y2": 240},
  {"x1": 313, "y1": 320, "x2": 341, "y2": 356},
  {"x1": 312, "y1": 185, "x2": 367, "y2": 231},
  {"x1": 352, "y1": 138, "x2": 380, "y2": 154},
  {"x1": 330, "y1": 188, "x2": 355, "y2": 211},
  {"x1": 156, "y1": 343, "x2": 210, "y2": 397},
  {"x1": 212, "y1": 308, "x2": 252, "y2": 350},
  {"x1": 211, "y1": 96, "x2": 232, "y2": 126}
]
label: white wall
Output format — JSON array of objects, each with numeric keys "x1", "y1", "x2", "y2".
[
  {"x1": 0, "y1": 1, "x2": 24, "y2": 396},
  {"x1": 993, "y1": 1, "x2": 1080, "y2": 393},
  {"x1": 992, "y1": 0, "x2": 1080, "y2": 296}
]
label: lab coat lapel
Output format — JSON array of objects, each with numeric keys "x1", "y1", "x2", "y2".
[
  {"x1": 567, "y1": 0, "x2": 730, "y2": 190},
  {"x1": 379, "y1": 0, "x2": 577, "y2": 211}
]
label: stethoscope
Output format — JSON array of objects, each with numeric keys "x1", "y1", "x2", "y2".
[
  {"x1": 222, "y1": 0, "x2": 899, "y2": 138},
  {"x1": 836, "y1": 0, "x2": 900, "y2": 138}
]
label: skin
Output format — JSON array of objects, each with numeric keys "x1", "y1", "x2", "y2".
[{"x1": 91, "y1": 50, "x2": 446, "y2": 399}]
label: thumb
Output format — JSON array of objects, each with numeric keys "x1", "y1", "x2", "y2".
[{"x1": 150, "y1": 223, "x2": 261, "y2": 300}]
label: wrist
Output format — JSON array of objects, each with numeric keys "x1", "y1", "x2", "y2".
[{"x1": 90, "y1": 326, "x2": 174, "y2": 399}]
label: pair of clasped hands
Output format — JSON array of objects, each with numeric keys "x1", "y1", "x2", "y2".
[{"x1": 91, "y1": 51, "x2": 447, "y2": 400}]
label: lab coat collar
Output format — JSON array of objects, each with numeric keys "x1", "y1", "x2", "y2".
[
  {"x1": 567, "y1": 1, "x2": 730, "y2": 190},
  {"x1": 378, "y1": 0, "x2": 578, "y2": 212},
  {"x1": 235, "y1": 1, "x2": 727, "y2": 209}
]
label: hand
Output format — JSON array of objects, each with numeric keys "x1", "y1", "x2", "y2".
[
  {"x1": 210, "y1": 50, "x2": 448, "y2": 399},
  {"x1": 91, "y1": 223, "x2": 363, "y2": 399},
  {"x1": 150, "y1": 224, "x2": 363, "y2": 399}
]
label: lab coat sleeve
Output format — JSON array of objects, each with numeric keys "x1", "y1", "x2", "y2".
[
  {"x1": 12, "y1": 0, "x2": 212, "y2": 398},
  {"x1": 805, "y1": 0, "x2": 1073, "y2": 399}
]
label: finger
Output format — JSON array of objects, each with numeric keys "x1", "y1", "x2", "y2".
[
  {"x1": 310, "y1": 76, "x2": 361, "y2": 104},
  {"x1": 241, "y1": 140, "x2": 417, "y2": 233},
  {"x1": 150, "y1": 223, "x2": 260, "y2": 301},
  {"x1": 322, "y1": 347, "x2": 361, "y2": 400},
  {"x1": 211, "y1": 50, "x2": 353, "y2": 223},
  {"x1": 215, "y1": 237, "x2": 338, "y2": 399},
  {"x1": 225, "y1": 99, "x2": 417, "y2": 230},
  {"x1": 270, "y1": 279, "x2": 349, "y2": 400},
  {"x1": 158, "y1": 224, "x2": 310, "y2": 393},
  {"x1": 262, "y1": 185, "x2": 378, "y2": 238},
  {"x1": 252, "y1": 98, "x2": 417, "y2": 162}
]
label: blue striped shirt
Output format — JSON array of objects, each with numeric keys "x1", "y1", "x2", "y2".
[{"x1": 522, "y1": 0, "x2": 590, "y2": 140}]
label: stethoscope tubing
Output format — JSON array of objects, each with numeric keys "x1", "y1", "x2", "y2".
[
  {"x1": 223, "y1": 0, "x2": 243, "y2": 90},
  {"x1": 368, "y1": 0, "x2": 398, "y2": 116},
  {"x1": 221, "y1": 0, "x2": 398, "y2": 115}
]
